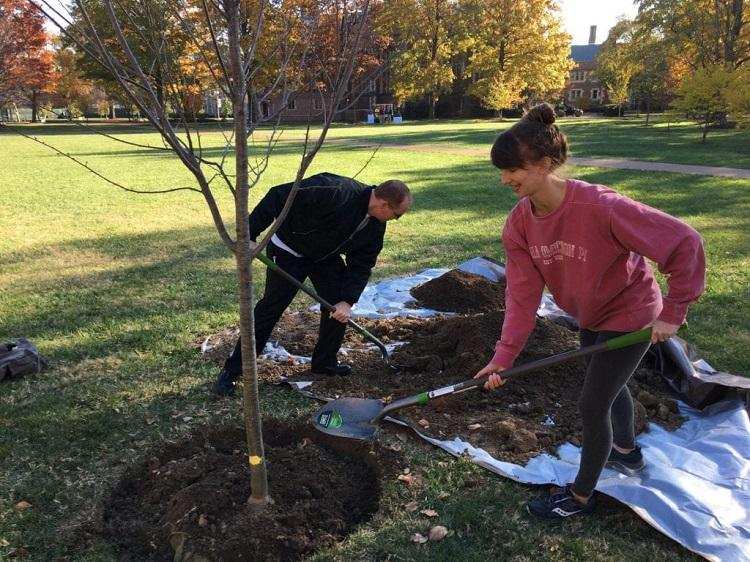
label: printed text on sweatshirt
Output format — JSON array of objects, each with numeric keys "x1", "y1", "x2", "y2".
[{"x1": 492, "y1": 179, "x2": 706, "y2": 369}]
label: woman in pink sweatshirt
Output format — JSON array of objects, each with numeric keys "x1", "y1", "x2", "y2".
[{"x1": 474, "y1": 103, "x2": 706, "y2": 519}]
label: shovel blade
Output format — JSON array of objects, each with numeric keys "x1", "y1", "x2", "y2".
[{"x1": 312, "y1": 398, "x2": 384, "y2": 440}]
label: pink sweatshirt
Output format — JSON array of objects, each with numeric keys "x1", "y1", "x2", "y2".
[{"x1": 492, "y1": 179, "x2": 706, "y2": 369}]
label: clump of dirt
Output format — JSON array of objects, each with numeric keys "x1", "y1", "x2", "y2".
[
  {"x1": 103, "y1": 420, "x2": 400, "y2": 561},
  {"x1": 410, "y1": 269, "x2": 506, "y2": 313}
]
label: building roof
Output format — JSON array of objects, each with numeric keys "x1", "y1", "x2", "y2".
[{"x1": 570, "y1": 44, "x2": 601, "y2": 62}]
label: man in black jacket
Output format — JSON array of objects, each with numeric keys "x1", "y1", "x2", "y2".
[{"x1": 213, "y1": 172, "x2": 412, "y2": 396}]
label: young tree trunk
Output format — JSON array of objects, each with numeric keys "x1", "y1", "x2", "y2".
[
  {"x1": 645, "y1": 97, "x2": 651, "y2": 126},
  {"x1": 428, "y1": 92, "x2": 436, "y2": 119},
  {"x1": 227, "y1": 0, "x2": 270, "y2": 507},
  {"x1": 31, "y1": 91, "x2": 38, "y2": 123}
]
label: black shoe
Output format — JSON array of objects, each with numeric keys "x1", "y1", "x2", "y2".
[
  {"x1": 527, "y1": 485, "x2": 596, "y2": 519},
  {"x1": 606, "y1": 445, "x2": 645, "y2": 475},
  {"x1": 212, "y1": 368, "x2": 238, "y2": 397},
  {"x1": 311, "y1": 363, "x2": 352, "y2": 377}
]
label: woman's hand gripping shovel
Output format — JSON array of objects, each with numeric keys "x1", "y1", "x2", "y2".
[
  {"x1": 312, "y1": 328, "x2": 655, "y2": 440},
  {"x1": 255, "y1": 252, "x2": 401, "y2": 373}
]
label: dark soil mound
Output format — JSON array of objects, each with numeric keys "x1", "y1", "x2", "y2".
[
  {"x1": 103, "y1": 420, "x2": 399, "y2": 561},
  {"x1": 410, "y1": 269, "x2": 506, "y2": 313},
  {"x1": 281, "y1": 313, "x2": 683, "y2": 464}
]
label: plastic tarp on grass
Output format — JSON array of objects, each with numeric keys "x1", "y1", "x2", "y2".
[{"x1": 279, "y1": 258, "x2": 750, "y2": 561}]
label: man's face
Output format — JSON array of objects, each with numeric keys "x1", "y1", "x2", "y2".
[{"x1": 371, "y1": 196, "x2": 411, "y2": 222}]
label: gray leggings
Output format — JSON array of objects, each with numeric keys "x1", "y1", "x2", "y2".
[{"x1": 572, "y1": 329, "x2": 652, "y2": 498}]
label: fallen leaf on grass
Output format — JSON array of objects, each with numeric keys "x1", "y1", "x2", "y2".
[
  {"x1": 438, "y1": 491, "x2": 450, "y2": 500},
  {"x1": 14, "y1": 501, "x2": 31, "y2": 511},
  {"x1": 417, "y1": 419, "x2": 430, "y2": 428},
  {"x1": 429, "y1": 525, "x2": 449, "y2": 541},
  {"x1": 410, "y1": 533, "x2": 428, "y2": 544},
  {"x1": 397, "y1": 474, "x2": 414, "y2": 485},
  {"x1": 468, "y1": 423, "x2": 482, "y2": 430},
  {"x1": 198, "y1": 514, "x2": 208, "y2": 527},
  {"x1": 420, "y1": 509, "x2": 438, "y2": 518},
  {"x1": 404, "y1": 501, "x2": 419, "y2": 512},
  {"x1": 0, "y1": 538, "x2": 9, "y2": 547}
]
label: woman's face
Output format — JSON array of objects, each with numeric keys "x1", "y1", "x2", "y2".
[{"x1": 500, "y1": 160, "x2": 549, "y2": 199}]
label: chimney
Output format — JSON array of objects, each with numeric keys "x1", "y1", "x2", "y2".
[{"x1": 588, "y1": 25, "x2": 597, "y2": 45}]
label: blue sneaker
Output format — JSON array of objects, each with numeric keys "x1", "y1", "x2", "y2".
[
  {"x1": 606, "y1": 445, "x2": 645, "y2": 475},
  {"x1": 527, "y1": 485, "x2": 596, "y2": 519},
  {"x1": 212, "y1": 368, "x2": 238, "y2": 397}
]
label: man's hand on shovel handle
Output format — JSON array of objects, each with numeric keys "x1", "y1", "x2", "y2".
[
  {"x1": 331, "y1": 301, "x2": 353, "y2": 323},
  {"x1": 474, "y1": 360, "x2": 507, "y2": 391}
]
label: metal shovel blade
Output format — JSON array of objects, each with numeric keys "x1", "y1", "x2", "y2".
[{"x1": 312, "y1": 398, "x2": 384, "y2": 440}]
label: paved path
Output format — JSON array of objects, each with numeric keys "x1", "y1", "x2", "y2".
[
  {"x1": 335, "y1": 140, "x2": 750, "y2": 179},
  {"x1": 567, "y1": 156, "x2": 750, "y2": 179}
]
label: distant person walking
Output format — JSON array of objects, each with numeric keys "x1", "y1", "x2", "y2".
[{"x1": 475, "y1": 103, "x2": 706, "y2": 519}]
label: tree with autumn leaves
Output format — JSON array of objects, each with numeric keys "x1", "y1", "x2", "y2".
[
  {"x1": 595, "y1": 1, "x2": 749, "y2": 137},
  {"x1": 0, "y1": 0, "x2": 56, "y2": 121},
  {"x1": 382, "y1": 0, "x2": 571, "y2": 117}
]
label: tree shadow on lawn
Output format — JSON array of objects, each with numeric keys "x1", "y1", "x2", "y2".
[
  {"x1": 1, "y1": 218, "x2": 504, "y2": 363},
  {"x1": 64, "y1": 137, "x2": 319, "y2": 160},
  {"x1": 399, "y1": 161, "x2": 749, "y2": 241},
  {"x1": 2, "y1": 225, "x2": 238, "y2": 362}
]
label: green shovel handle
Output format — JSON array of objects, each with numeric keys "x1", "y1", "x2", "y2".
[{"x1": 605, "y1": 328, "x2": 653, "y2": 350}]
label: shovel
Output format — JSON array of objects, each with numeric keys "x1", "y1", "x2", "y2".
[
  {"x1": 312, "y1": 328, "x2": 654, "y2": 440},
  {"x1": 255, "y1": 252, "x2": 399, "y2": 372}
]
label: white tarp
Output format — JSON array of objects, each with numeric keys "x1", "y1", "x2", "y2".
[{"x1": 271, "y1": 258, "x2": 750, "y2": 561}]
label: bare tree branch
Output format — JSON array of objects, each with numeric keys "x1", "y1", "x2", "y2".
[{"x1": 1, "y1": 124, "x2": 201, "y2": 195}]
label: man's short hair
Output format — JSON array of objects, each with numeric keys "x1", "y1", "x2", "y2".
[{"x1": 374, "y1": 180, "x2": 412, "y2": 207}]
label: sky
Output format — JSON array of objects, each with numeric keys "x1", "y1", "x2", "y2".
[{"x1": 558, "y1": 0, "x2": 639, "y2": 45}]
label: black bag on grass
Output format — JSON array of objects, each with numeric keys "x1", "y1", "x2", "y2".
[{"x1": 0, "y1": 338, "x2": 48, "y2": 382}]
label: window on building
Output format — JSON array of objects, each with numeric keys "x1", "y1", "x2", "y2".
[
  {"x1": 262, "y1": 102, "x2": 270, "y2": 117},
  {"x1": 369, "y1": 79, "x2": 377, "y2": 93},
  {"x1": 591, "y1": 89, "x2": 600, "y2": 100},
  {"x1": 570, "y1": 70, "x2": 586, "y2": 82},
  {"x1": 314, "y1": 97, "x2": 323, "y2": 110},
  {"x1": 569, "y1": 89, "x2": 583, "y2": 100},
  {"x1": 287, "y1": 98, "x2": 296, "y2": 110}
]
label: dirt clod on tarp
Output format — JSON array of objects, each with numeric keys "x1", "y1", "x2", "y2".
[
  {"x1": 410, "y1": 269, "x2": 506, "y2": 313},
  {"x1": 103, "y1": 420, "x2": 399, "y2": 561}
]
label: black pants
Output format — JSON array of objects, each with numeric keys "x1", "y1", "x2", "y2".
[
  {"x1": 572, "y1": 329, "x2": 651, "y2": 498},
  {"x1": 223, "y1": 243, "x2": 348, "y2": 376}
]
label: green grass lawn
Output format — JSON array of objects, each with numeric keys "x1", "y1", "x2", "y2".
[{"x1": 1, "y1": 119, "x2": 747, "y2": 561}]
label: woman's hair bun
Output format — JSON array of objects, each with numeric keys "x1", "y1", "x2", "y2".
[{"x1": 523, "y1": 102, "x2": 556, "y2": 126}]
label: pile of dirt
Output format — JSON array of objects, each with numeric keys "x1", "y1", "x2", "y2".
[
  {"x1": 103, "y1": 420, "x2": 400, "y2": 561},
  {"x1": 197, "y1": 266, "x2": 683, "y2": 466},
  {"x1": 410, "y1": 269, "x2": 506, "y2": 313},
  {"x1": 277, "y1": 312, "x2": 683, "y2": 465}
]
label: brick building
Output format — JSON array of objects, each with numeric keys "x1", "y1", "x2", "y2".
[
  {"x1": 203, "y1": 71, "x2": 394, "y2": 123},
  {"x1": 563, "y1": 25, "x2": 608, "y2": 108}
]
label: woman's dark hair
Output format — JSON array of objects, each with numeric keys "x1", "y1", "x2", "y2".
[{"x1": 490, "y1": 103, "x2": 568, "y2": 170}]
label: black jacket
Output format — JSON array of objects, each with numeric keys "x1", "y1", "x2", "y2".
[{"x1": 249, "y1": 172, "x2": 386, "y2": 305}]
